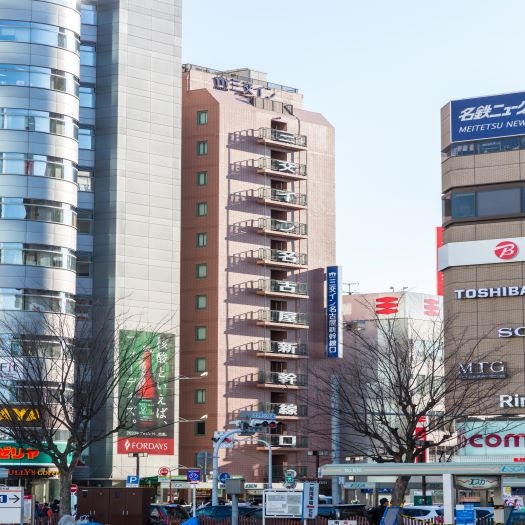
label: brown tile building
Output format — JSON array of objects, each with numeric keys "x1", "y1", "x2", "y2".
[
  {"x1": 178, "y1": 65, "x2": 336, "y2": 484},
  {"x1": 440, "y1": 92, "x2": 525, "y2": 419}
]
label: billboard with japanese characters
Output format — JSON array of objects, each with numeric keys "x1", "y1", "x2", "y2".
[
  {"x1": 450, "y1": 91, "x2": 525, "y2": 143},
  {"x1": 326, "y1": 266, "x2": 342, "y2": 358},
  {"x1": 117, "y1": 331, "x2": 175, "y2": 455}
]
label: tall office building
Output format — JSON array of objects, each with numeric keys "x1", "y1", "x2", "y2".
[
  {"x1": 0, "y1": 0, "x2": 182, "y2": 492},
  {"x1": 440, "y1": 92, "x2": 525, "y2": 463},
  {"x1": 178, "y1": 65, "x2": 336, "y2": 486}
]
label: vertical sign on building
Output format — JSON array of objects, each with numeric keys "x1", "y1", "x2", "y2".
[
  {"x1": 436, "y1": 226, "x2": 443, "y2": 296},
  {"x1": 326, "y1": 266, "x2": 342, "y2": 358},
  {"x1": 117, "y1": 331, "x2": 175, "y2": 455}
]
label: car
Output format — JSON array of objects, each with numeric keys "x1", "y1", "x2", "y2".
[
  {"x1": 195, "y1": 505, "x2": 260, "y2": 520},
  {"x1": 401, "y1": 505, "x2": 444, "y2": 523},
  {"x1": 317, "y1": 503, "x2": 369, "y2": 521},
  {"x1": 150, "y1": 503, "x2": 191, "y2": 525}
]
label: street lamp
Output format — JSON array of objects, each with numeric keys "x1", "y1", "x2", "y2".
[{"x1": 235, "y1": 436, "x2": 273, "y2": 489}]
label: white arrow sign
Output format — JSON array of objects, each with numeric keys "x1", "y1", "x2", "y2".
[{"x1": 0, "y1": 488, "x2": 23, "y2": 524}]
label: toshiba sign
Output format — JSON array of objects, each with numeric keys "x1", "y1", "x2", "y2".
[{"x1": 457, "y1": 421, "x2": 525, "y2": 456}]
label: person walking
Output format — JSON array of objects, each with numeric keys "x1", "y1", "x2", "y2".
[{"x1": 370, "y1": 498, "x2": 389, "y2": 525}]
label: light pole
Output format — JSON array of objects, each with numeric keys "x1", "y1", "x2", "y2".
[
  {"x1": 235, "y1": 437, "x2": 273, "y2": 489},
  {"x1": 212, "y1": 429, "x2": 238, "y2": 506}
]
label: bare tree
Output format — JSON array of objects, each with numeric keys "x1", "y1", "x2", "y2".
[
  {"x1": 307, "y1": 297, "x2": 510, "y2": 505},
  {"x1": 0, "y1": 310, "x2": 173, "y2": 516}
]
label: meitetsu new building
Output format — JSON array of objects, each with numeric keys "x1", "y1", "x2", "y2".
[{"x1": 439, "y1": 92, "x2": 525, "y2": 478}]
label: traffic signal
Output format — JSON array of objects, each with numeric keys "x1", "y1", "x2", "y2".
[
  {"x1": 249, "y1": 418, "x2": 277, "y2": 430},
  {"x1": 212, "y1": 431, "x2": 234, "y2": 447}
]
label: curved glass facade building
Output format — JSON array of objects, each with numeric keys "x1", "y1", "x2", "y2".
[{"x1": 0, "y1": 0, "x2": 183, "y2": 496}]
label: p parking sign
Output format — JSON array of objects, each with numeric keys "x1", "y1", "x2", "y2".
[{"x1": 126, "y1": 475, "x2": 139, "y2": 487}]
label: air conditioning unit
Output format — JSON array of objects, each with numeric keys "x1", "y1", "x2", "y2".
[{"x1": 279, "y1": 435, "x2": 296, "y2": 446}]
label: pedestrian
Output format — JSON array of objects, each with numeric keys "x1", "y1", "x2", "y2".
[{"x1": 369, "y1": 498, "x2": 389, "y2": 525}]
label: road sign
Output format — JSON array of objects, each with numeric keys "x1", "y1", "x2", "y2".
[
  {"x1": 126, "y1": 475, "x2": 140, "y2": 488},
  {"x1": 187, "y1": 469, "x2": 200, "y2": 483},
  {"x1": 158, "y1": 466, "x2": 170, "y2": 477},
  {"x1": 0, "y1": 487, "x2": 23, "y2": 524},
  {"x1": 219, "y1": 472, "x2": 231, "y2": 484},
  {"x1": 239, "y1": 411, "x2": 276, "y2": 420},
  {"x1": 70, "y1": 484, "x2": 78, "y2": 494}
]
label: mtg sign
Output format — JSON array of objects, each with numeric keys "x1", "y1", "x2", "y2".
[{"x1": 458, "y1": 361, "x2": 506, "y2": 379}]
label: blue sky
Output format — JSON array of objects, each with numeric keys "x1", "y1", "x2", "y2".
[{"x1": 182, "y1": 1, "x2": 525, "y2": 295}]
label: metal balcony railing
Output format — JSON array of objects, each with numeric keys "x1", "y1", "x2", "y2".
[
  {"x1": 257, "y1": 187, "x2": 307, "y2": 206},
  {"x1": 257, "y1": 248, "x2": 308, "y2": 266},
  {"x1": 257, "y1": 309, "x2": 309, "y2": 326},
  {"x1": 257, "y1": 158, "x2": 307, "y2": 178},
  {"x1": 260, "y1": 433, "x2": 309, "y2": 448},
  {"x1": 258, "y1": 128, "x2": 307, "y2": 148},
  {"x1": 257, "y1": 340, "x2": 308, "y2": 356},
  {"x1": 257, "y1": 279, "x2": 308, "y2": 296},
  {"x1": 258, "y1": 371, "x2": 308, "y2": 387},
  {"x1": 258, "y1": 401, "x2": 308, "y2": 417},
  {"x1": 258, "y1": 218, "x2": 307, "y2": 236}
]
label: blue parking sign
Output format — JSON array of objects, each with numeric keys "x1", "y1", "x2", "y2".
[{"x1": 126, "y1": 475, "x2": 139, "y2": 487}]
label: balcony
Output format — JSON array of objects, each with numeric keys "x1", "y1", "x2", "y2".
[
  {"x1": 258, "y1": 433, "x2": 309, "y2": 449},
  {"x1": 257, "y1": 218, "x2": 307, "y2": 239},
  {"x1": 256, "y1": 309, "x2": 309, "y2": 328},
  {"x1": 257, "y1": 128, "x2": 307, "y2": 150},
  {"x1": 257, "y1": 371, "x2": 308, "y2": 388},
  {"x1": 257, "y1": 340, "x2": 308, "y2": 357},
  {"x1": 257, "y1": 158, "x2": 307, "y2": 180},
  {"x1": 258, "y1": 401, "x2": 308, "y2": 418},
  {"x1": 257, "y1": 187, "x2": 307, "y2": 210},
  {"x1": 256, "y1": 279, "x2": 308, "y2": 298},
  {"x1": 257, "y1": 248, "x2": 307, "y2": 268}
]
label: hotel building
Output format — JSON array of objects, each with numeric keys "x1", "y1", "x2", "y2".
[{"x1": 178, "y1": 65, "x2": 336, "y2": 484}]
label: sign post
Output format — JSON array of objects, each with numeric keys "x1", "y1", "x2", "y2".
[{"x1": 187, "y1": 469, "x2": 201, "y2": 517}]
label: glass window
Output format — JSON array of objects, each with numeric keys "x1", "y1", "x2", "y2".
[
  {"x1": 195, "y1": 389, "x2": 206, "y2": 404},
  {"x1": 80, "y1": 43, "x2": 96, "y2": 66},
  {"x1": 79, "y1": 84, "x2": 95, "y2": 108},
  {"x1": 478, "y1": 187, "x2": 520, "y2": 216},
  {"x1": 195, "y1": 326, "x2": 207, "y2": 341},
  {"x1": 77, "y1": 209, "x2": 93, "y2": 234},
  {"x1": 76, "y1": 252, "x2": 92, "y2": 277},
  {"x1": 196, "y1": 140, "x2": 208, "y2": 156},
  {"x1": 451, "y1": 193, "x2": 475, "y2": 218},
  {"x1": 196, "y1": 263, "x2": 207, "y2": 278},
  {"x1": 196, "y1": 233, "x2": 207, "y2": 247},
  {"x1": 196, "y1": 202, "x2": 208, "y2": 216},
  {"x1": 195, "y1": 421, "x2": 206, "y2": 435},
  {"x1": 197, "y1": 110, "x2": 208, "y2": 125},
  {"x1": 80, "y1": 3, "x2": 97, "y2": 25},
  {"x1": 195, "y1": 357, "x2": 206, "y2": 373},
  {"x1": 196, "y1": 295, "x2": 207, "y2": 309},
  {"x1": 77, "y1": 168, "x2": 93, "y2": 191},
  {"x1": 196, "y1": 171, "x2": 208, "y2": 186},
  {"x1": 78, "y1": 127, "x2": 95, "y2": 149}
]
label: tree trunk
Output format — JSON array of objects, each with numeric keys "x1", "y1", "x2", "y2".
[
  {"x1": 58, "y1": 468, "x2": 74, "y2": 518},
  {"x1": 391, "y1": 475, "x2": 411, "y2": 506}
]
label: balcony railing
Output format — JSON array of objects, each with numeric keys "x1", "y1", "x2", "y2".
[
  {"x1": 263, "y1": 465, "x2": 308, "y2": 480},
  {"x1": 257, "y1": 309, "x2": 309, "y2": 326},
  {"x1": 257, "y1": 187, "x2": 307, "y2": 206},
  {"x1": 258, "y1": 401, "x2": 308, "y2": 417},
  {"x1": 257, "y1": 340, "x2": 308, "y2": 356},
  {"x1": 258, "y1": 218, "x2": 307, "y2": 236},
  {"x1": 260, "y1": 433, "x2": 309, "y2": 449},
  {"x1": 257, "y1": 248, "x2": 307, "y2": 267},
  {"x1": 258, "y1": 128, "x2": 307, "y2": 148},
  {"x1": 257, "y1": 158, "x2": 307, "y2": 178},
  {"x1": 258, "y1": 371, "x2": 308, "y2": 387},
  {"x1": 257, "y1": 279, "x2": 308, "y2": 296}
]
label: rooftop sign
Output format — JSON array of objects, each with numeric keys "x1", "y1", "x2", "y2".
[{"x1": 450, "y1": 92, "x2": 525, "y2": 143}]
